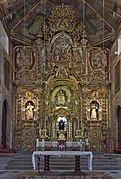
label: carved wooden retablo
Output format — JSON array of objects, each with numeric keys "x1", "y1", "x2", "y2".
[{"x1": 13, "y1": 4, "x2": 110, "y2": 151}]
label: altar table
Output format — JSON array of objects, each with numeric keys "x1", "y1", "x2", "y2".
[{"x1": 32, "y1": 151, "x2": 93, "y2": 172}]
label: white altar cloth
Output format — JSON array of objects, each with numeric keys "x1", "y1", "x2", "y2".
[{"x1": 32, "y1": 151, "x2": 93, "y2": 171}]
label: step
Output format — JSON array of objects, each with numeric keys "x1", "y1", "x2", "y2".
[{"x1": 5, "y1": 154, "x2": 121, "y2": 171}]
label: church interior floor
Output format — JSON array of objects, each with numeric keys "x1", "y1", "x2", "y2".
[{"x1": 0, "y1": 170, "x2": 119, "y2": 179}]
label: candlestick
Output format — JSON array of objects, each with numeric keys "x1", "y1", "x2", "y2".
[{"x1": 36, "y1": 139, "x2": 39, "y2": 148}]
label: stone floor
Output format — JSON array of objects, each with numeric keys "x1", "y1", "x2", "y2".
[
  {"x1": 0, "y1": 170, "x2": 117, "y2": 179},
  {"x1": 1, "y1": 169, "x2": 121, "y2": 179}
]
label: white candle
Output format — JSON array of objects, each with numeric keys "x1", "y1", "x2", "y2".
[
  {"x1": 36, "y1": 139, "x2": 39, "y2": 148},
  {"x1": 39, "y1": 125, "x2": 41, "y2": 136},
  {"x1": 42, "y1": 138, "x2": 44, "y2": 147},
  {"x1": 69, "y1": 122, "x2": 70, "y2": 137},
  {"x1": 81, "y1": 117, "x2": 83, "y2": 129}
]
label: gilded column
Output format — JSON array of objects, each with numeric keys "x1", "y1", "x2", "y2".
[
  {"x1": 102, "y1": 90, "x2": 109, "y2": 141},
  {"x1": 82, "y1": 87, "x2": 87, "y2": 129}
]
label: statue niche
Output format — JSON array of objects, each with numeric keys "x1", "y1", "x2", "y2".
[
  {"x1": 56, "y1": 116, "x2": 67, "y2": 150},
  {"x1": 25, "y1": 101, "x2": 34, "y2": 120},
  {"x1": 55, "y1": 90, "x2": 67, "y2": 107},
  {"x1": 90, "y1": 101, "x2": 99, "y2": 120},
  {"x1": 59, "y1": 120, "x2": 65, "y2": 130}
]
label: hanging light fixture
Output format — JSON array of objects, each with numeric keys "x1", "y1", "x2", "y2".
[
  {"x1": 102, "y1": 0, "x2": 106, "y2": 81},
  {"x1": 81, "y1": 0, "x2": 88, "y2": 49},
  {"x1": 81, "y1": 0, "x2": 88, "y2": 76},
  {"x1": 102, "y1": 0, "x2": 105, "y2": 49},
  {"x1": 42, "y1": 0, "x2": 46, "y2": 74},
  {"x1": 23, "y1": 0, "x2": 26, "y2": 84}
]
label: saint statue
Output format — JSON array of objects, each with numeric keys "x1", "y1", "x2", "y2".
[
  {"x1": 59, "y1": 120, "x2": 65, "y2": 130},
  {"x1": 90, "y1": 101, "x2": 99, "y2": 119},
  {"x1": 56, "y1": 90, "x2": 66, "y2": 106},
  {"x1": 26, "y1": 102, "x2": 34, "y2": 120}
]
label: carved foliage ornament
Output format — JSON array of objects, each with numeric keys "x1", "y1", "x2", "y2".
[
  {"x1": 41, "y1": 4, "x2": 82, "y2": 41},
  {"x1": 90, "y1": 48, "x2": 107, "y2": 70},
  {"x1": 14, "y1": 46, "x2": 36, "y2": 81},
  {"x1": 48, "y1": 4, "x2": 77, "y2": 32},
  {"x1": 15, "y1": 46, "x2": 35, "y2": 71},
  {"x1": 52, "y1": 33, "x2": 73, "y2": 62}
]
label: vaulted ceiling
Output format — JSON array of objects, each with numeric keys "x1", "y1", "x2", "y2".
[{"x1": 0, "y1": 0, "x2": 121, "y2": 48}]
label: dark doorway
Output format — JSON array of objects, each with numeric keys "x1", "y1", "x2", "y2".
[
  {"x1": 1, "y1": 100, "x2": 7, "y2": 148},
  {"x1": 117, "y1": 106, "x2": 121, "y2": 147}
]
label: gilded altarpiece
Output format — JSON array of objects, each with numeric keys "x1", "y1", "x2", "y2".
[{"x1": 13, "y1": 4, "x2": 110, "y2": 151}]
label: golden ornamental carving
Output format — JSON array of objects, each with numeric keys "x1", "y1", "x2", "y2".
[
  {"x1": 14, "y1": 46, "x2": 37, "y2": 82},
  {"x1": 51, "y1": 87, "x2": 72, "y2": 104},
  {"x1": 88, "y1": 48, "x2": 109, "y2": 83},
  {"x1": 13, "y1": 4, "x2": 110, "y2": 151},
  {"x1": 56, "y1": 66, "x2": 69, "y2": 79},
  {"x1": 51, "y1": 32, "x2": 73, "y2": 62},
  {"x1": 40, "y1": 4, "x2": 83, "y2": 41},
  {"x1": 48, "y1": 4, "x2": 77, "y2": 34},
  {"x1": 90, "y1": 48, "x2": 107, "y2": 70},
  {"x1": 15, "y1": 47, "x2": 35, "y2": 71}
]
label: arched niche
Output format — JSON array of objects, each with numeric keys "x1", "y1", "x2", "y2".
[
  {"x1": 1, "y1": 100, "x2": 8, "y2": 148},
  {"x1": 117, "y1": 106, "x2": 121, "y2": 147},
  {"x1": 51, "y1": 32, "x2": 73, "y2": 62},
  {"x1": 51, "y1": 31, "x2": 73, "y2": 46},
  {"x1": 51, "y1": 86, "x2": 72, "y2": 108},
  {"x1": 90, "y1": 100, "x2": 99, "y2": 120},
  {"x1": 25, "y1": 100, "x2": 35, "y2": 120},
  {"x1": 50, "y1": 108, "x2": 71, "y2": 140},
  {"x1": 56, "y1": 116, "x2": 67, "y2": 131}
]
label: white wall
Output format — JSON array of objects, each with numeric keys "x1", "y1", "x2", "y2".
[
  {"x1": 118, "y1": 35, "x2": 121, "y2": 56},
  {"x1": 0, "y1": 20, "x2": 12, "y2": 148},
  {"x1": 110, "y1": 31, "x2": 121, "y2": 148},
  {"x1": 0, "y1": 21, "x2": 9, "y2": 54}
]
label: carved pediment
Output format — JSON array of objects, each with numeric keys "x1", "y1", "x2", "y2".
[
  {"x1": 48, "y1": 4, "x2": 77, "y2": 33},
  {"x1": 56, "y1": 67, "x2": 68, "y2": 79},
  {"x1": 54, "y1": 108, "x2": 70, "y2": 116}
]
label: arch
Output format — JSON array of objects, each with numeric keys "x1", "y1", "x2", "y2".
[
  {"x1": 56, "y1": 116, "x2": 67, "y2": 131},
  {"x1": 51, "y1": 31, "x2": 73, "y2": 46},
  {"x1": 117, "y1": 106, "x2": 121, "y2": 146},
  {"x1": 51, "y1": 32, "x2": 73, "y2": 62},
  {"x1": 1, "y1": 100, "x2": 8, "y2": 148}
]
